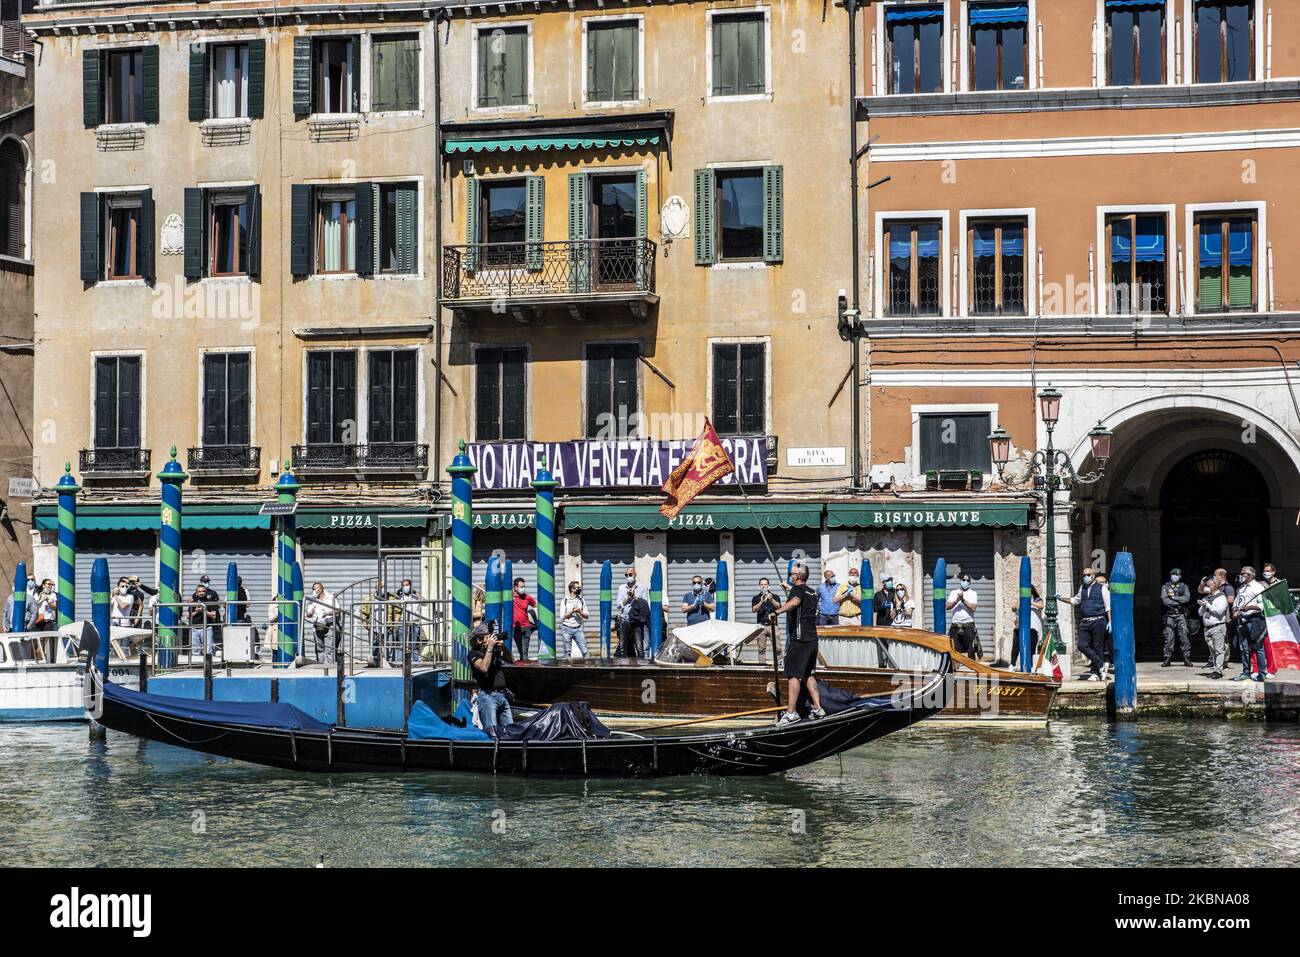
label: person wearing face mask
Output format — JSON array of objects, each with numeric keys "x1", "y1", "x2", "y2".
[
  {"x1": 1197, "y1": 574, "x2": 1231, "y2": 679},
  {"x1": 836, "y1": 568, "x2": 863, "y2": 625},
  {"x1": 873, "y1": 576, "x2": 896, "y2": 627},
  {"x1": 681, "y1": 575, "x2": 716, "y2": 626},
  {"x1": 616, "y1": 567, "x2": 649, "y2": 658},
  {"x1": 558, "y1": 580, "x2": 589, "y2": 658},
  {"x1": 110, "y1": 578, "x2": 136, "y2": 628},
  {"x1": 511, "y1": 578, "x2": 539, "y2": 661},
  {"x1": 751, "y1": 577, "x2": 781, "y2": 657},
  {"x1": 304, "y1": 581, "x2": 338, "y2": 663},
  {"x1": 892, "y1": 583, "x2": 918, "y2": 628},
  {"x1": 1059, "y1": 567, "x2": 1110, "y2": 681},
  {"x1": 1231, "y1": 566, "x2": 1269, "y2": 682},
  {"x1": 945, "y1": 575, "x2": 980, "y2": 656},
  {"x1": 815, "y1": 568, "x2": 845, "y2": 627},
  {"x1": 1160, "y1": 567, "x2": 1193, "y2": 668}
]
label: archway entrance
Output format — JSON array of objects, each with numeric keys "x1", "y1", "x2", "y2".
[{"x1": 1160, "y1": 449, "x2": 1270, "y2": 586}]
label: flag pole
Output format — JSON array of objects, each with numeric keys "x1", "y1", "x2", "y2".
[{"x1": 736, "y1": 478, "x2": 794, "y2": 597}]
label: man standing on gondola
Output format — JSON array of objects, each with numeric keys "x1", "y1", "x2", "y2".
[{"x1": 771, "y1": 563, "x2": 826, "y2": 726}]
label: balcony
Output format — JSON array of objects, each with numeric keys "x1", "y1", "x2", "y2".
[
  {"x1": 80, "y1": 447, "x2": 151, "y2": 479},
  {"x1": 291, "y1": 443, "x2": 429, "y2": 476},
  {"x1": 187, "y1": 446, "x2": 260, "y2": 478},
  {"x1": 442, "y1": 238, "x2": 658, "y2": 320}
]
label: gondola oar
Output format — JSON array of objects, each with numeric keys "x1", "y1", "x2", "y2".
[{"x1": 625, "y1": 705, "x2": 785, "y2": 735}]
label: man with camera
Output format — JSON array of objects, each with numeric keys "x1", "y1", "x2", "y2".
[
  {"x1": 945, "y1": 573, "x2": 980, "y2": 657},
  {"x1": 616, "y1": 566, "x2": 649, "y2": 658},
  {"x1": 469, "y1": 627, "x2": 515, "y2": 736},
  {"x1": 751, "y1": 577, "x2": 781, "y2": 657},
  {"x1": 681, "y1": 574, "x2": 715, "y2": 626}
]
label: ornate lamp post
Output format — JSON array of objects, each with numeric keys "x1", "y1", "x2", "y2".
[{"x1": 989, "y1": 388, "x2": 1114, "y2": 667}]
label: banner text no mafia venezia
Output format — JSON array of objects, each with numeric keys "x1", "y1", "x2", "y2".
[{"x1": 467, "y1": 438, "x2": 770, "y2": 492}]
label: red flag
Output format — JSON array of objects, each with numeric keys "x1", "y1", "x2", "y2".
[{"x1": 660, "y1": 419, "x2": 735, "y2": 519}]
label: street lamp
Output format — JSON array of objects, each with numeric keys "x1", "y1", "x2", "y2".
[{"x1": 989, "y1": 389, "x2": 1114, "y2": 673}]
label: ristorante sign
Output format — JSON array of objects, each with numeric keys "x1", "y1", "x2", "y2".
[{"x1": 467, "y1": 438, "x2": 769, "y2": 492}]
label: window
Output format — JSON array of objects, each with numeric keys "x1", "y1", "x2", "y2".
[
  {"x1": 475, "y1": 347, "x2": 527, "y2": 442},
  {"x1": 306, "y1": 351, "x2": 357, "y2": 446},
  {"x1": 80, "y1": 190, "x2": 154, "y2": 284},
  {"x1": 586, "y1": 343, "x2": 639, "y2": 439},
  {"x1": 210, "y1": 44, "x2": 249, "y2": 118},
  {"x1": 480, "y1": 179, "x2": 527, "y2": 267},
  {"x1": 1195, "y1": 1, "x2": 1254, "y2": 83},
  {"x1": 105, "y1": 48, "x2": 144, "y2": 124},
  {"x1": 919, "y1": 412, "x2": 991, "y2": 473},
  {"x1": 93, "y1": 355, "x2": 142, "y2": 450},
  {"x1": 692, "y1": 167, "x2": 783, "y2": 266},
  {"x1": 712, "y1": 343, "x2": 766, "y2": 435},
  {"x1": 476, "y1": 25, "x2": 529, "y2": 108},
  {"x1": 586, "y1": 19, "x2": 639, "y2": 103},
  {"x1": 885, "y1": 220, "x2": 942, "y2": 316},
  {"x1": 969, "y1": 3, "x2": 1027, "y2": 91},
  {"x1": 968, "y1": 219, "x2": 1025, "y2": 316},
  {"x1": 717, "y1": 171, "x2": 764, "y2": 261},
  {"x1": 710, "y1": 12, "x2": 766, "y2": 97},
  {"x1": 1107, "y1": 1, "x2": 1166, "y2": 86},
  {"x1": 1107, "y1": 213, "x2": 1168, "y2": 314},
  {"x1": 378, "y1": 182, "x2": 420, "y2": 274},
  {"x1": 202, "y1": 353, "x2": 251, "y2": 448},
  {"x1": 317, "y1": 189, "x2": 356, "y2": 274},
  {"x1": 0, "y1": 138, "x2": 24, "y2": 259},
  {"x1": 1195, "y1": 213, "x2": 1256, "y2": 312},
  {"x1": 183, "y1": 186, "x2": 261, "y2": 280},
  {"x1": 887, "y1": 5, "x2": 944, "y2": 94},
  {"x1": 105, "y1": 194, "x2": 143, "y2": 280},
  {"x1": 368, "y1": 350, "x2": 418, "y2": 445},
  {"x1": 371, "y1": 33, "x2": 420, "y2": 112},
  {"x1": 209, "y1": 191, "x2": 250, "y2": 277},
  {"x1": 316, "y1": 36, "x2": 358, "y2": 113}
]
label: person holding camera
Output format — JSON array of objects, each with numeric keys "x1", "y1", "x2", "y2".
[
  {"x1": 616, "y1": 567, "x2": 649, "y2": 658},
  {"x1": 681, "y1": 574, "x2": 715, "y2": 626},
  {"x1": 469, "y1": 627, "x2": 515, "y2": 736},
  {"x1": 558, "y1": 580, "x2": 589, "y2": 658},
  {"x1": 945, "y1": 574, "x2": 980, "y2": 657},
  {"x1": 751, "y1": 577, "x2": 781, "y2": 657}
]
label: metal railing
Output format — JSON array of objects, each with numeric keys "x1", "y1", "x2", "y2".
[
  {"x1": 443, "y1": 237, "x2": 656, "y2": 302},
  {"x1": 80, "y1": 447, "x2": 151, "y2": 474},
  {"x1": 187, "y1": 445, "x2": 260, "y2": 472},
  {"x1": 290, "y1": 443, "x2": 429, "y2": 473}
]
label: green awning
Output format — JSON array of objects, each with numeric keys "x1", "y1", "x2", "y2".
[
  {"x1": 826, "y1": 503, "x2": 1031, "y2": 529},
  {"x1": 33, "y1": 510, "x2": 270, "y2": 532},
  {"x1": 296, "y1": 511, "x2": 430, "y2": 530},
  {"x1": 563, "y1": 503, "x2": 822, "y2": 532},
  {"x1": 444, "y1": 133, "x2": 661, "y2": 154}
]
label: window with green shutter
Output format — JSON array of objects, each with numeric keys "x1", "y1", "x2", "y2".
[
  {"x1": 711, "y1": 12, "x2": 766, "y2": 97},
  {"x1": 83, "y1": 50, "x2": 104, "y2": 128},
  {"x1": 524, "y1": 175, "x2": 545, "y2": 271},
  {"x1": 693, "y1": 169, "x2": 716, "y2": 266},
  {"x1": 586, "y1": 19, "x2": 639, "y2": 103},
  {"x1": 371, "y1": 33, "x2": 421, "y2": 112},
  {"x1": 477, "y1": 26, "x2": 529, "y2": 108},
  {"x1": 379, "y1": 182, "x2": 420, "y2": 275},
  {"x1": 1196, "y1": 213, "x2": 1256, "y2": 313},
  {"x1": 568, "y1": 172, "x2": 591, "y2": 292}
]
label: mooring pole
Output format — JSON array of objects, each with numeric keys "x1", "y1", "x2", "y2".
[
  {"x1": 203, "y1": 653, "x2": 213, "y2": 701},
  {"x1": 1018, "y1": 555, "x2": 1033, "y2": 673},
  {"x1": 714, "y1": 559, "x2": 729, "y2": 622},
  {"x1": 273, "y1": 466, "x2": 302, "y2": 666},
  {"x1": 157, "y1": 449, "x2": 187, "y2": 670},
  {"x1": 648, "y1": 560, "x2": 664, "y2": 657},
  {"x1": 403, "y1": 648, "x2": 412, "y2": 732},
  {"x1": 932, "y1": 557, "x2": 948, "y2": 637},
  {"x1": 1112, "y1": 550, "x2": 1137, "y2": 716},
  {"x1": 531, "y1": 457, "x2": 558, "y2": 661},
  {"x1": 446, "y1": 439, "x2": 477, "y2": 709},
  {"x1": 55, "y1": 463, "x2": 80, "y2": 630},
  {"x1": 138, "y1": 652, "x2": 148, "y2": 693},
  {"x1": 11, "y1": 561, "x2": 27, "y2": 633},
  {"x1": 599, "y1": 559, "x2": 612, "y2": 657},
  {"x1": 89, "y1": 557, "x2": 110, "y2": 740}
]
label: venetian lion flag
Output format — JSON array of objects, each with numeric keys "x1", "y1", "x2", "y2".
[
  {"x1": 1261, "y1": 579, "x2": 1300, "y2": 673},
  {"x1": 660, "y1": 419, "x2": 735, "y2": 519}
]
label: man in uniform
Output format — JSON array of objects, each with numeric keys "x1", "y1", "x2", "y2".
[
  {"x1": 1160, "y1": 567, "x2": 1193, "y2": 667},
  {"x1": 1059, "y1": 567, "x2": 1110, "y2": 681},
  {"x1": 770, "y1": 563, "x2": 825, "y2": 726}
]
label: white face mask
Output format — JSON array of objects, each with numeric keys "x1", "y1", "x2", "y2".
[{"x1": 1263, "y1": 571, "x2": 1275, "y2": 581}]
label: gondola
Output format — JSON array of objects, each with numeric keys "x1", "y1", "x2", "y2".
[{"x1": 86, "y1": 652, "x2": 953, "y2": 778}]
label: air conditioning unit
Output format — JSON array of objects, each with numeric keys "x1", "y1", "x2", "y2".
[{"x1": 868, "y1": 465, "x2": 893, "y2": 490}]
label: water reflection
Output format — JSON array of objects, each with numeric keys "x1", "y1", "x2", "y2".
[{"x1": 0, "y1": 720, "x2": 1296, "y2": 867}]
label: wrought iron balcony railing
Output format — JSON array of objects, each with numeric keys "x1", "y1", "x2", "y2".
[
  {"x1": 443, "y1": 237, "x2": 656, "y2": 304},
  {"x1": 291, "y1": 443, "x2": 429, "y2": 473},
  {"x1": 187, "y1": 446, "x2": 260, "y2": 473},
  {"x1": 80, "y1": 447, "x2": 151, "y2": 475}
]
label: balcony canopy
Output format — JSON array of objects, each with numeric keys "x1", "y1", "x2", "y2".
[
  {"x1": 440, "y1": 110, "x2": 673, "y2": 158},
  {"x1": 445, "y1": 132, "x2": 661, "y2": 154}
]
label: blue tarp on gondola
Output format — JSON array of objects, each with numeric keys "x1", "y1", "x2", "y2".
[
  {"x1": 407, "y1": 699, "x2": 491, "y2": 741},
  {"x1": 102, "y1": 678, "x2": 332, "y2": 731}
]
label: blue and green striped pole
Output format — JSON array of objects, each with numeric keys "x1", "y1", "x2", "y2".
[
  {"x1": 932, "y1": 557, "x2": 947, "y2": 636},
  {"x1": 91, "y1": 557, "x2": 110, "y2": 678},
  {"x1": 273, "y1": 464, "x2": 301, "y2": 665},
  {"x1": 11, "y1": 561, "x2": 27, "y2": 632},
  {"x1": 1112, "y1": 551, "x2": 1137, "y2": 715},
  {"x1": 502, "y1": 558, "x2": 513, "y2": 654},
  {"x1": 55, "y1": 463, "x2": 80, "y2": 629},
  {"x1": 1018, "y1": 555, "x2": 1033, "y2": 672},
  {"x1": 531, "y1": 457, "x2": 557, "y2": 661},
  {"x1": 714, "y1": 559, "x2": 729, "y2": 621},
  {"x1": 599, "y1": 560, "x2": 612, "y2": 656},
  {"x1": 291, "y1": 559, "x2": 304, "y2": 660},
  {"x1": 447, "y1": 440, "x2": 476, "y2": 706},
  {"x1": 485, "y1": 554, "x2": 500, "y2": 633},
  {"x1": 225, "y1": 562, "x2": 239, "y2": 622},
  {"x1": 157, "y1": 448, "x2": 187, "y2": 669},
  {"x1": 649, "y1": 560, "x2": 664, "y2": 657}
]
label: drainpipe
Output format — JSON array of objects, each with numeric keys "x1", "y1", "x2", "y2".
[{"x1": 847, "y1": 0, "x2": 863, "y2": 492}]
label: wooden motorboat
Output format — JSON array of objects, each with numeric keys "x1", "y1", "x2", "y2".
[
  {"x1": 506, "y1": 624, "x2": 1057, "y2": 726},
  {"x1": 85, "y1": 652, "x2": 955, "y2": 778},
  {"x1": 0, "y1": 626, "x2": 143, "y2": 722}
]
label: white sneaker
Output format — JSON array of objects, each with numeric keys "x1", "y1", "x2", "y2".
[
  {"x1": 808, "y1": 707, "x2": 827, "y2": 721},
  {"x1": 775, "y1": 710, "x2": 802, "y2": 726},
  {"x1": 1100, "y1": 663, "x2": 1110, "y2": 680},
  {"x1": 1087, "y1": 673, "x2": 1102, "y2": 682}
]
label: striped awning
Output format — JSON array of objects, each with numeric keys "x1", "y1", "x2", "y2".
[
  {"x1": 444, "y1": 132, "x2": 661, "y2": 154},
  {"x1": 826, "y1": 503, "x2": 1031, "y2": 529},
  {"x1": 562, "y1": 503, "x2": 822, "y2": 532}
]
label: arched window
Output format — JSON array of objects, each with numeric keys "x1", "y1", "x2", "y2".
[{"x1": 0, "y1": 137, "x2": 25, "y2": 259}]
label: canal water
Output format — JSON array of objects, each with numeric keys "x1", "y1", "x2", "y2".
[{"x1": 2, "y1": 719, "x2": 1297, "y2": 867}]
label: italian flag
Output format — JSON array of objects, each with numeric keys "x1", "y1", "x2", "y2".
[
  {"x1": 1039, "y1": 630, "x2": 1063, "y2": 682},
  {"x1": 1261, "y1": 580, "x2": 1300, "y2": 673}
]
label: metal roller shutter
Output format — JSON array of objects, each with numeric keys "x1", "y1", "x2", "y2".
[
  {"x1": 472, "y1": 532, "x2": 537, "y2": 599},
  {"x1": 922, "y1": 528, "x2": 996, "y2": 654},
  {"x1": 734, "y1": 535, "x2": 821, "y2": 621},
  {"x1": 186, "y1": 538, "x2": 275, "y2": 614},
  {"x1": 578, "y1": 533, "x2": 635, "y2": 611},
  {"x1": 75, "y1": 534, "x2": 157, "y2": 621},
  {"x1": 300, "y1": 551, "x2": 385, "y2": 605},
  {"x1": 666, "y1": 534, "x2": 721, "y2": 630}
]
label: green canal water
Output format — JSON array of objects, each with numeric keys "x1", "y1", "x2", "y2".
[{"x1": 1, "y1": 719, "x2": 1297, "y2": 867}]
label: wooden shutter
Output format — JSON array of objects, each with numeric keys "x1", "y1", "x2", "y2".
[
  {"x1": 464, "y1": 177, "x2": 480, "y2": 273},
  {"x1": 762, "y1": 165, "x2": 783, "y2": 264},
  {"x1": 739, "y1": 342, "x2": 765, "y2": 434},
  {"x1": 392, "y1": 350, "x2": 418, "y2": 443},
  {"x1": 117, "y1": 356, "x2": 142, "y2": 449},
  {"x1": 290, "y1": 184, "x2": 313, "y2": 276},
  {"x1": 501, "y1": 348, "x2": 526, "y2": 441},
  {"x1": 614, "y1": 22, "x2": 638, "y2": 100},
  {"x1": 188, "y1": 44, "x2": 208, "y2": 122},
  {"x1": 474, "y1": 349, "x2": 501, "y2": 441},
  {"x1": 712, "y1": 17, "x2": 737, "y2": 96},
  {"x1": 142, "y1": 45, "x2": 160, "y2": 124},
  {"x1": 477, "y1": 30, "x2": 497, "y2": 107},
  {"x1": 332, "y1": 351, "x2": 357, "y2": 444},
  {"x1": 712, "y1": 344, "x2": 739, "y2": 434},
  {"x1": 202, "y1": 353, "x2": 227, "y2": 446},
  {"x1": 693, "y1": 168, "x2": 716, "y2": 266},
  {"x1": 227, "y1": 353, "x2": 251, "y2": 446},
  {"x1": 587, "y1": 25, "x2": 608, "y2": 102},
  {"x1": 139, "y1": 188, "x2": 156, "y2": 283},
  {"x1": 635, "y1": 169, "x2": 648, "y2": 286},
  {"x1": 396, "y1": 185, "x2": 418, "y2": 275},
  {"x1": 245, "y1": 185, "x2": 262, "y2": 279},
  {"x1": 292, "y1": 36, "x2": 313, "y2": 116},
  {"x1": 82, "y1": 50, "x2": 103, "y2": 128},
  {"x1": 183, "y1": 188, "x2": 206, "y2": 280},
  {"x1": 80, "y1": 192, "x2": 101, "y2": 283},
  {"x1": 568, "y1": 172, "x2": 590, "y2": 292},
  {"x1": 612, "y1": 345, "x2": 638, "y2": 435},
  {"x1": 585, "y1": 345, "x2": 611, "y2": 438},
  {"x1": 367, "y1": 350, "x2": 393, "y2": 443},
  {"x1": 524, "y1": 175, "x2": 544, "y2": 271},
  {"x1": 354, "y1": 182, "x2": 376, "y2": 276},
  {"x1": 506, "y1": 29, "x2": 528, "y2": 105},
  {"x1": 306, "y1": 353, "x2": 331, "y2": 445},
  {"x1": 739, "y1": 15, "x2": 765, "y2": 94},
  {"x1": 94, "y1": 357, "x2": 117, "y2": 448},
  {"x1": 247, "y1": 39, "x2": 266, "y2": 119}
]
